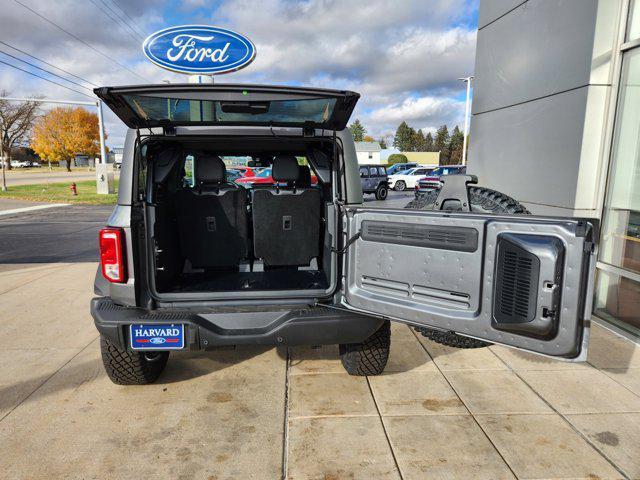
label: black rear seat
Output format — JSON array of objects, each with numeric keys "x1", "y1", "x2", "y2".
[
  {"x1": 252, "y1": 156, "x2": 322, "y2": 267},
  {"x1": 175, "y1": 155, "x2": 248, "y2": 268}
]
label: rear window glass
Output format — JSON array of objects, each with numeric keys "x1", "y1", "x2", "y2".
[
  {"x1": 122, "y1": 94, "x2": 337, "y2": 125},
  {"x1": 359, "y1": 167, "x2": 369, "y2": 177},
  {"x1": 378, "y1": 167, "x2": 386, "y2": 175},
  {"x1": 183, "y1": 154, "x2": 195, "y2": 187},
  {"x1": 369, "y1": 167, "x2": 378, "y2": 176}
]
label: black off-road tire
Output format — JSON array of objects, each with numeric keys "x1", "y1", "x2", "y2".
[
  {"x1": 406, "y1": 186, "x2": 530, "y2": 349},
  {"x1": 340, "y1": 321, "x2": 391, "y2": 376},
  {"x1": 394, "y1": 180, "x2": 406, "y2": 191},
  {"x1": 405, "y1": 185, "x2": 530, "y2": 214},
  {"x1": 100, "y1": 335, "x2": 169, "y2": 385},
  {"x1": 375, "y1": 184, "x2": 388, "y2": 200}
]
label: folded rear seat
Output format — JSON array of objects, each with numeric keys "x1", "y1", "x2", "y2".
[
  {"x1": 252, "y1": 156, "x2": 322, "y2": 267},
  {"x1": 176, "y1": 155, "x2": 248, "y2": 268}
]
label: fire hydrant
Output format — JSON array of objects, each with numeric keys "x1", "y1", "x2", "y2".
[{"x1": 70, "y1": 182, "x2": 77, "y2": 196}]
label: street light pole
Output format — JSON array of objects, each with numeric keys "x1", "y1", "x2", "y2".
[{"x1": 459, "y1": 76, "x2": 473, "y2": 166}]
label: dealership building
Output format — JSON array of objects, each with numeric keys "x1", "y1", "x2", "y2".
[{"x1": 469, "y1": 0, "x2": 640, "y2": 337}]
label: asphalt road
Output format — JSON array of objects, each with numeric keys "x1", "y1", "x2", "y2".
[
  {"x1": 0, "y1": 204, "x2": 112, "y2": 266},
  {"x1": 1, "y1": 170, "x2": 118, "y2": 187}
]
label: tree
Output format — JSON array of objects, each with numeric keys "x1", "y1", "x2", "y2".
[
  {"x1": 0, "y1": 91, "x2": 41, "y2": 170},
  {"x1": 434, "y1": 125, "x2": 450, "y2": 164},
  {"x1": 387, "y1": 153, "x2": 408, "y2": 165},
  {"x1": 412, "y1": 129, "x2": 428, "y2": 151},
  {"x1": 31, "y1": 107, "x2": 104, "y2": 172},
  {"x1": 448, "y1": 125, "x2": 465, "y2": 165},
  {"x1": 348, "y1": 119, "x2": 366, "y2": 142},
  {"x1": 393, "y1": 122, "x2": 416, "y2": 152},
  {"x1": 424, "y1": 132, "x2": 434, "y2": 152},
  {"x1": 362, "y1": 135, "x2": 376, "y2": 143},
  {"x1": 378, "y1": 137, "x2": 387, "y2": 149}
]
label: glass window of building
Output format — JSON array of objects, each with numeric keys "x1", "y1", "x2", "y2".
[
  {"x1": 595, "y1": 39, "x2": 640, "y2": 334},
  {"x1": 627, "y1": 0, "x2": 640, "y2": 41}
]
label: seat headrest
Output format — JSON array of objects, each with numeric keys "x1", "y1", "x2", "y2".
[
  {"x1": 196, "y1": 155, "x2": 225, "y2": 184},
  {"x1": 272, "y1": 155, "x2": 300, "y2": 182},
  {"x1": 297, "y1": 165, "x2": 312, "y2": 187}
]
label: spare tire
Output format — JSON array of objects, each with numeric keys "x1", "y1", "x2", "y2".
[{"x1": 405, "y1": 185, "x2": 530, "y2": 349}]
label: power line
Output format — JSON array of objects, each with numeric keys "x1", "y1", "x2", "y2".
[
  {"x1": 13, "y1": 0, "x2": 150, "y2": 82},
  {"x1": 109, "y1": 0, "x2": 146, "y2": 38},
  {"x1": 0, "y1": 40, "x2": 99, "y2": 88},
  {"x1": 99, "y1": 0, "x2": 144, "y2": 41},
  {"x1": 87, "y1": 0, "x2": 141, "y2": 43},
  {"x1": 0, "y1": 50, "x2": 94, "y2": 92},
  {"x1": 0, "y1": 58, "x2": 95, "y2": 99}
]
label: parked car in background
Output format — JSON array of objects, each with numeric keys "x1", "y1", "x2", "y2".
[
  {"x1": 388, "y1": 166, "x2": 434, "y2": 191},
  {"x1": 10, "y1": 160, "x2": 31, "y2": 168},
  {"x1": 386, "y1": 162, "x2": 418, "y2": 175},
  {"x1": 232, "y1": 165, "x2": 257, "y2": 177},
  {"x1": 235, "y1": 167, "x2": 274, "y2": 186},
  {"x1": 359, "y1": 164, "x2": 388, "y2": 200},
  {"x1": 226, "y1": 168, "x2": 243, "y2": 182},
  {"x1": 416, "y1": 165, "x2": 467, "y2": 192},
  {"x1": 237, "y1": 165, "x2": 319, "y2": 187}
]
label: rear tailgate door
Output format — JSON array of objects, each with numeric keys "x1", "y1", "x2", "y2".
[{"x1": 94, "y1": 83, "x2": 359, "y2": 130}]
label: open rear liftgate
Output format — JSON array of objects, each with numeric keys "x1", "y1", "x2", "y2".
[{"x1": 337, "y1": 175, "x2": 597, "y2": 360}]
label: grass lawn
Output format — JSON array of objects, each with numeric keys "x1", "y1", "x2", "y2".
[{"x1": 0, "y1": 180, "x2": 118, "y2": 205}]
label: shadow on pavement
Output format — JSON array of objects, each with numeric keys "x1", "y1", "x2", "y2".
[{"x1": 0, "y1": 346, "x2": 273, "y2": 414}]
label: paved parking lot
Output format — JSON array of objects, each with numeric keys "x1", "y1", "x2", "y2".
[{"x1": 1, "y1": 199, "x2": 639, "y2": 479}]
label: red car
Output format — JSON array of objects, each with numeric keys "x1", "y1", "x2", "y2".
[
  {"x1": 232, "y1": 166, "x2": 257, "y2": 177},
  {"x1": 235, "y1": 168, "x2": 275, "y2": 186},
  {"x1": 236, "y1": 167, "x2": 319, "y2": 187}
]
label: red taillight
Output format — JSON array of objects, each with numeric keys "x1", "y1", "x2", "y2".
[{"x1": 99, "y1": 228, "x2": 127, "y2": 283}]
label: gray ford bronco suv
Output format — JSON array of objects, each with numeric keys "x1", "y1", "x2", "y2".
[{"x1": 92, "y1": 84, "x2": 598, "y2": 385}]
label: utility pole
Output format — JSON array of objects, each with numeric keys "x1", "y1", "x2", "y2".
[
  {"x1": 97, "y1": 100, "x2": 107, "y2": 165},
  {"x1": 0, "y1": 134, "x2": 6, "y2": 192},
  {"x1": 458, "y1": 76, "x2": 473, "y2": 166}
]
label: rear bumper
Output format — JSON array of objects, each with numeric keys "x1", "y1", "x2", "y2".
[{"x1": 90, "y1": 297, "x2": 384, "y2": 351}]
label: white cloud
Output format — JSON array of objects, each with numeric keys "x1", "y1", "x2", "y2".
[{"x1": 0, "y1": 0, "x2": 477, "y2": 144}]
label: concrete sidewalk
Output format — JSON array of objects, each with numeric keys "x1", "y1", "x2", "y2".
[{"x1": 0, "y1": 262, "x2": 639, "y2": 479}]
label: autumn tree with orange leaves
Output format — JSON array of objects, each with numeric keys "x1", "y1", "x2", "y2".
[{"x1": 31, "y1": 107, "x2": 105, "y2": 172}]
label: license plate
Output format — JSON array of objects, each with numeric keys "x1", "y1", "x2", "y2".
[{"x1": 129, "y1": 324, "x2": 185, "y2": 350}]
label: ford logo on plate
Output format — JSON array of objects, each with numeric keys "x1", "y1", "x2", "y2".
[
  {"x1": 149, "y1": 337, "x2": 166, "y2": 344},
  {"x1": 142, "y1": 25, "x2": 256, "y2": 75}
]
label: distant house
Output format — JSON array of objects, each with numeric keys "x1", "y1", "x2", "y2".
[
  {"x1": 355, "y1": 141, "x2": 382, "y2": 164},
  {"x1": 401, "y1": 151, "x2": 441, "y2": 166}
]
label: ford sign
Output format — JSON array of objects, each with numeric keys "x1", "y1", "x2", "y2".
[{"x1": 142, "y1": 25, "x2": 256, "y2": 75}]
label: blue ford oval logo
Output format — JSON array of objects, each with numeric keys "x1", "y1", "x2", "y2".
[
  {"x1": 149, "y1": 337, "x2": 166, "y2": 344},
  {"x1": 142, "y1": 25, "x2": 256, "y2": 75}
]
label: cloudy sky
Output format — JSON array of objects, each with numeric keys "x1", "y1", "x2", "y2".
[{"x1": 0, "y1": 0, "x2": 478, "y2": 147}]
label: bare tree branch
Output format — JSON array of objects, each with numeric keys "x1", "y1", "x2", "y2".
[{"x1": 0, "y1": 90, "x2": 42, "y2": 168}]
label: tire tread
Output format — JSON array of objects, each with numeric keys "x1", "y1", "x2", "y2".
[
  {"x1": 100, "y1": 336, "x2": 169, "y2": 385},
  {"x1": 340, "y1": 321, "x2": 390, "y2": 376}
]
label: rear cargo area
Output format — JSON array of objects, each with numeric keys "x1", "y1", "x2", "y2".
[{"x1": 142, "y1": 136, "x2": 337, "y2": 298}]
